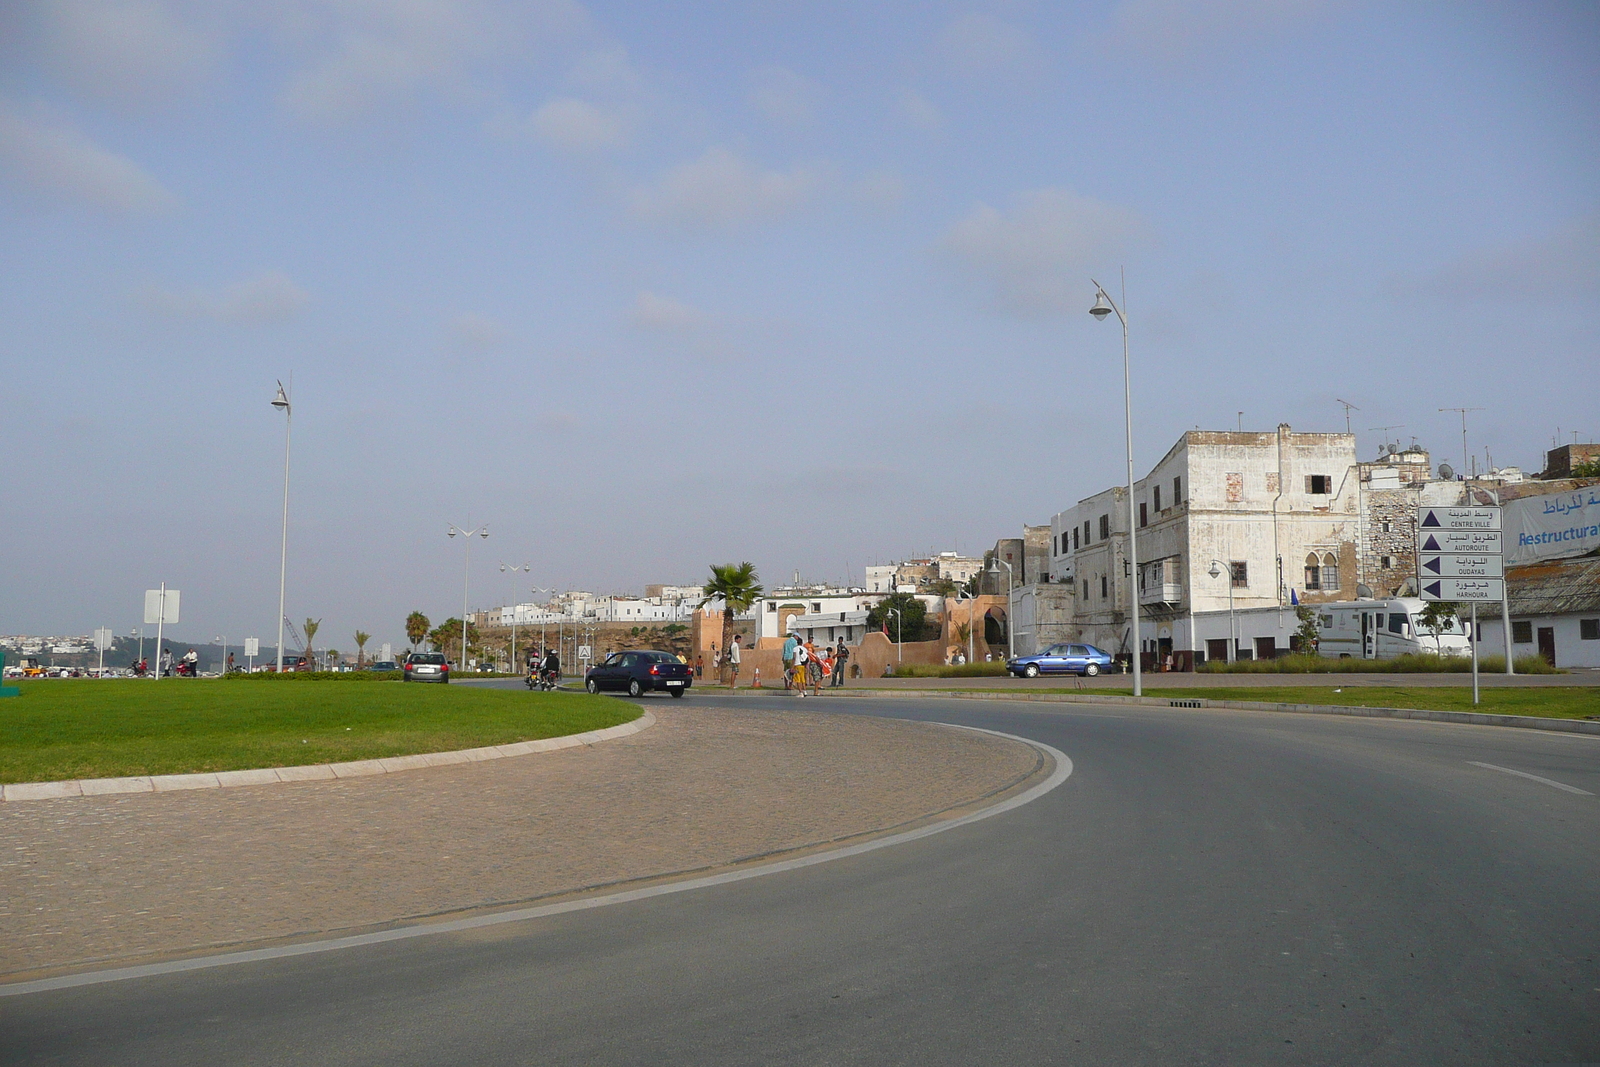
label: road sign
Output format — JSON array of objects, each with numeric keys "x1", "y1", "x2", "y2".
[
  {"x1": 1420, "y1": 554, "x2": 1504, "y2": 578},
  {"x1": 143, "y1": 588, "x2": 180, "y2": 624},
  {"x1": 577, "y1": 645, "x2": 591, "y2": 658},
  {"x1": 244, "y1": 637, "x2": 260, "y2": 657},
  {"x1": 1418, "y1": 530, "x2": 1503, "y2": 554},
  {"x1": 1417, "y1": 506, "x2": 1501, "y2": 531},
  {"x1": 1418, "y1": 578, "x2": 1504, "y2": 602},
  {"x1": 93, "y1": 628, "x2": 114, "y2": 651}
]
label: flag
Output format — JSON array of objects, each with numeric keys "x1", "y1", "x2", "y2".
[{"x1": 1290, "y1": 588, "x2": 1299, "y2": 605}]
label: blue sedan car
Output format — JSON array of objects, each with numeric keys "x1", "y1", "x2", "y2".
[{"x1": 1008, "y1": 643, "x2": 1113, "y2": 678}]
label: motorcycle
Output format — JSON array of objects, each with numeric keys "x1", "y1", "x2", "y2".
[{"x1": 525, "y1": 667, "x2": 561, "y2": 691}]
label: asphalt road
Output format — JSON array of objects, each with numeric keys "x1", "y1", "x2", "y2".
[{"x1": 4, "y1": 694, "x2": 1597, "y2": 1066}]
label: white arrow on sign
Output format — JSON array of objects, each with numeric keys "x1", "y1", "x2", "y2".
[
  {"x1": 1418, "y1": 507, "x2": 1501, "y2": 531},
  {"x1": 1418, "y1": 530, "x2": 1503, "y2": 554},
  {"x1": 1419, "y1": 577, "x2": 1504, "y2": 602},
  {"x1": 1420, "y1": 554, "x2": 1504, "y2": 578}
]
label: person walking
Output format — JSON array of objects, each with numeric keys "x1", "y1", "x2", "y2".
[
  {"x1": 694, "y1": 654, "x2": 704, "y2": 679},
  {"x1": 832, "y1": 641, "x2": 849, "y2": 687},
  {"x1": 183, "y1": 648, "x2": 199, "y2": 676},
  {"x1": 782, "y1": 631, "x2": 799, "y2": 690},
  {"x1": 792, "y1": 638, "x2": 809, "y2": 697},
  {"x1": 159, "y1": 647, "x2": 173, "y2": 677},
  {"x1": 727, "y1": 634, "x2": 742, "y2": 689}
]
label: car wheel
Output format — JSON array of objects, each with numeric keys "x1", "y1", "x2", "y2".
[
  {"x1": 628, "y1": 679, "x2": 643, "y2": 697},
  {"x1": 1084, "y1": 663, "x2": 1100, "y2": 677},
  {"x1": 669, "y1": 688, "x2": 686, "y2": 698},
  {"x1": 1024, "y1": 664, "x2": 1040, "y2": 678},
  {"x1": 586, "y1": 678, "x2": 599, "y2": 694}
]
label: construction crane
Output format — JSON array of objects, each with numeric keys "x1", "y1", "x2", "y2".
[{"x1": 280, "y1": 616, "x2": 308, "y2": 669}]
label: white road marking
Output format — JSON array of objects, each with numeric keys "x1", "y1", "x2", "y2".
[
  {"x1": 0, "y1": 726, "x2": 1071, "y2": 998},
  {"x1": 1467, "y1": 761, "x2": 1593, "y2": 796}
]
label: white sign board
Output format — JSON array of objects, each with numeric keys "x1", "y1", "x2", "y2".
[
  {"x1": 1418, "y1": 578, "x2": 1504, "y2": 602},
  {"x1": 1418, "y1": 506, "x2": 1501, "y2": 531},
  {"x1": 1420, "y1": 554, "x2": 1504, "y2": 578},
  {"x1": 577, "y1": 645, "x2": 591, "y2": 658},
  {"x1": 1418, "y1": 530, "x2": 1502, "y2": 554},
  {"x1": 1505, "y1": 488, "x2": 1600, "y2": 563},
  {"x1": 143, "y1": 588, "x2": 180, "y2": 625},
  {"x1": 244, "y1": 637, "x2": 260, "y2": 657},
  {"x1": 93, "y1": 628, "x2": 114, "y2": 651}
]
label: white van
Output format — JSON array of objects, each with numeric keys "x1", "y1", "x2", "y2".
[{"x1": 1312, "y1": 597, "x2": 1472, "y2": 659}]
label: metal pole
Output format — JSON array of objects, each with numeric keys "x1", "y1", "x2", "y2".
[
  {"x1": 274, "y1": 384, "x2": 291, "y2": 673},
  {"x1": 462, "y1": 535, "x2": 471, "y2": 670},
  {"x1": 155, "y1": 582, "x2": 166, "y2": 679},
  {"x1": 1093, "y1": 276, "x2": 1140, "y2": 695},
  {"x1": 1471, "y1": 603, "x2": 1480, "y2": 705}
]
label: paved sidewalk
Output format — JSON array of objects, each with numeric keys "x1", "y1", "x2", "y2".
[
  {"x1": 0, "y1": 705, "x2": 1040, "y2": 979},
  {"x1": 727, "y1": 669, "x2": 1600, "y2": 691}
]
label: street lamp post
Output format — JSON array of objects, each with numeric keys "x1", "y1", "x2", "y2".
[
  {"x1": 989, "y1": 557, "x2": 1014, "y2": 661},
  {"x1": 886, "y1": 608, "x2": 903, "y2": 663},
  {"x1": 271, "y1": 381, "x2": 291, "y2": 673},
  {"x1": 1091, "y1": 275, "x2": 1142, "y2": 695},
  {"x1": 1208, "y1": 560, "x2": 1237, "y2": 664},
  {"x1": 448, "y1": 522, "x2": 489, "y2": 670},
  {"x1": 500, "y1": 563, "x2": 530, "y2": 673},
  {"x1": 214, "y1": 635, "x2": 225, "y2": 676}
]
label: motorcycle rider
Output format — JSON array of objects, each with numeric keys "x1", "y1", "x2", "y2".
[{"x1": 540, "y1": 646, "x2": 561, "y2": 688}]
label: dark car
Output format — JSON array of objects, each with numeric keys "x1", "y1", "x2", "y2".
[
  {"x1": 403, "y1": 652, "x2": 449, "y2": 683},
  {"x1": 369, "y1": 660, "x2": 399, "y2": 672},
  {"x1": 585, "y1": 650, "x2": 692, "y2": 697},
  {"x1": 1007, "y1": 643, "x2": 1114, "y2": 678}
]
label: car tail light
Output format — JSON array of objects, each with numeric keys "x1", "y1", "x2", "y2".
[{"x1": 650, "y1": 665, "x2": 659, "y2": 674}]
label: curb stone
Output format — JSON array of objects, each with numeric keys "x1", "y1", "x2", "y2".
[
  {"x1": 0, "y1": 711, "x2": 655, "y2": 802},
  {"x1": 698, "y1": 687, "x2": 1600, "y2": 736}
]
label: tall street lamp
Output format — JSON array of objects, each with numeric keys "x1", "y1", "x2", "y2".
[
  {"x1": 886, "y1": 607, "x2": 903, "y2": 663},
  {"x1": 1090, "y1": 275, "x2": 1142, "y2": 695},
  {"x1": 271, "y1": 381, "x2": 291, "y2": 673},
  {"x1": 1208, "y1": 560, "x2": 1237, "y2": 664},
  {"x1": 989, "y1": 557, "x2": 1014, "y2": 661},
  {"x1": 448, "y1": 523, "x2": 489, "y2": 669},
  {"x1": 501, "y1": 562, "x2": 530, "y2": 672}
]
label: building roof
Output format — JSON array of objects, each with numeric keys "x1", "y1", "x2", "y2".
[{"x1": 1507, "y1": 551, "x2": 1600, "y2": 616}]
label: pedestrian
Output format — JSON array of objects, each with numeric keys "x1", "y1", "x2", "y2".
[
  {"x1": 782, "y1": 631, "x2": 798, "y2": 690},
  {"x1": 183, "y1": 648, "x2": 198, "y2": 676},
  {"x1": 159, "y1": 647, "x2": 173, "y2": 677},
  {"x1": 792, "y1": 638, "x2": 810, "y2": 697},
  {"x1": 832, "y1": 642, "x2": 849, "y2": 687},
  {"x1": 727, "y1": 634, "x2": 742, "y2": 688},
  {"x1": 694, "y1": 654, "x2": 704, "y2": 679},
  {"x1": 226, "y1": 651, "x2": 235, "y2": 673},
  {"x1": 712, "y1": 643, "x2": 721, "y2": 671}
]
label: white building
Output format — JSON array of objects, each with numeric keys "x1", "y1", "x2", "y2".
[
  {"x1": 788, "y1": 610, "x2": 872, "y2": 647},
  {"x1": 757, "y1": 593, "x2": 874, "y2": 639}
]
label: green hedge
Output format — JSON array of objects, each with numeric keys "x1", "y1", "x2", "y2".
[
  {"x1": 1198, "y1": 652, "x2": 1560, "y2": 674},
  {"x1": 224, "y1": 670, "x2": 404, "y2": 682},
  {"x1": 888, "y1": 662, "x2": 1011, "y2": 678}
]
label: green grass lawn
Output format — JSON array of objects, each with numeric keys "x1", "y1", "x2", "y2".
[
  {"x1": 0, "y1": 680, "x2": 640, "y2": 783},
  {"x1": 1154, "y1": 686, "x2": 1600, "y2": 720}
]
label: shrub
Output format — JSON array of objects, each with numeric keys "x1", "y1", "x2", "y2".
[
  {"x1": 224, "y1": 670, "x2": 404, "y2": 682},
  {"x1": 1198, "y1": 653, "x2": 1560, "y2": 674},
  {"x1": 888, "y1": 662, "x2": 1010, "y2": 678}
]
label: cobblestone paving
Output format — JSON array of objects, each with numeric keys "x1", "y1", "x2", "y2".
[{"x1": 0, "y1": 705, "x2": 1039, "y2": 977}]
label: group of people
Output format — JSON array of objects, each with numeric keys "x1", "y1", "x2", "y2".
[
  {"x1": 131, "y1": 648, "x2": 199, "y2": 677},
  {"x1": 523, "y1": 646, "x2": 562, "y2": 682},
  {"x1": 781, "y1": 633, "x2": 850, "y2": 696}
]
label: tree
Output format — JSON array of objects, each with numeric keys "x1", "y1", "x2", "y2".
[
  {"x1": 1417, "y1": 601, "x2": 1460, "y2": 653},
  {"x1": 405, "y1": 611, "x2": 430, "y2": 651},
  {"x1": 354, "y1": 630, "x2": 371, "y2": 668},
  {"x1": 699, "y1": 563, "x2": 764, "y2": 677},
  {"x1": 867, "y1": 592, "x2": 927, "y2": 643},
  {"x1": 926, "y1": 578, "x2": 959, "y2": 598},
  {"x1": 1293, "y1": 604, "x2": 1320, "y2": 654},
  {"x1": 427, "y1": 618, "x2": 479, "y2": 663},
  {"x1": 1572, "y1": 458, "x2": 1600, "y2": 478},
  {"x1": 303, "y1": 618, "x2": 321, "y2": 670}
]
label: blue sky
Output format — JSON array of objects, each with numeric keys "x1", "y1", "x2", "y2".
[{"x1": 2, "y1": 0, "x2": 1596, "y2": 650}]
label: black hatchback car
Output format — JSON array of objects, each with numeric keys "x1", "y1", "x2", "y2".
[{"x1": 585, "y1": 650, "x2": 692, "y2": 697}]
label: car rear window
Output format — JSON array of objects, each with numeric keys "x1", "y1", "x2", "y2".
[
  {"x1": 410, "y1": 654, "x2": 445, "y2": 664},
  {"x1": 643, "y1": 652, "x2": 678, "y2": 663}
]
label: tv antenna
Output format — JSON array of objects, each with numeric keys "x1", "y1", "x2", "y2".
[
  {"x1": 1368, "y1": 425, "x2": 1404, "y2": 452},
  {"x1": 1335, "y1": 398, "x2": 1359, "y2": 433},
  {"x1": 1438, "y1": 407, "x2": 1483, "y2": 482}
]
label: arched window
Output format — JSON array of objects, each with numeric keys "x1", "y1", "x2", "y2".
[
  {"x1": 1304, "y1": 553, "x2": 1322, "y2": 591},
  {"x1": 1321, "y1": 553, "x2": 1339, "y2": 590}
]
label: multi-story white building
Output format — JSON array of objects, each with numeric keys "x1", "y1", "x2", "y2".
[{"x1": 1047, "y1": 425, "x2": 1447, "y2": 663}]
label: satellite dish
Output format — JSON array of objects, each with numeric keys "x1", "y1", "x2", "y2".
[
  {"x1": 1397, "y1": 578, "x2": 1417, "y2": 597},
  {"x1": 1438, "y1": 463, "x2": 1455, "y2": 481},
  {"x1": 1356, "y1": 584, "x2": 1375, "y2": 599}
]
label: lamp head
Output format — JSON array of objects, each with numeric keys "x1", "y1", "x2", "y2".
[
  {"x1": 448, "y1": 527, "x2": 458, "y2": 538},
  {"x1": 271, "y1": 381, "x2": 290, "y2": 411},
  {"x1": 479, "y1": 528, "x2": 489, "y2": 539},
  {"x1": 1208, "y1": 563, "x2": 1222, "y2": 579},
  {"x1": 1090, "y1": 291, "x2": 1114, "y2": 321}
]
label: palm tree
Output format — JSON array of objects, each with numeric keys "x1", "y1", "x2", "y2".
[
  {"x1": 405, "y1": 611, "x2": 429, "y2": 652},
  {"x1": 354, "y1": 630, "x2": 371, "y2": 668},
  {"x1": 303, "y1": 618, "x2": 321, "y2": 670},
  {"x1": 698, "y1": 562, "x2": 763, "y2": 675}
]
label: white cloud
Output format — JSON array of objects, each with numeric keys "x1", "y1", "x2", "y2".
[
  {"x1": 0, "y1": 99, "x2": 176, "y2": 214},
  {"x1": 935, "y1": 13, "x2": 1041, "y2": 76},
  {"x1": 141, "y1": 271, "x2": 310, "y2": 323},
  {"x1": 528, "y1": 96, "x2": 629, "y2": 151},
  {"x1": 628, "y1": 291, "x2": 710, "y2": 333},
  {"x1": 32, "y1": 0, "x2": 220, "y2": 104},
  {"x1": 628, "y1": 147, "x2": 830, "y2": 232},
  {"x1": 897, "y1": 88, "x2": 943, "y2": 131},
  {"x1": 1112, "y1": 0, "x2": 1339, "y2": 57},
  {"x1": 748, "y1": 66, "x2": 819, "y2": 126},
  {"x1": 942, "y1": 188, "x2": 1150, "y2": 314},
  {"x1": 1403, "y1": 216, "x2": 1600, "y2": 301}
]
